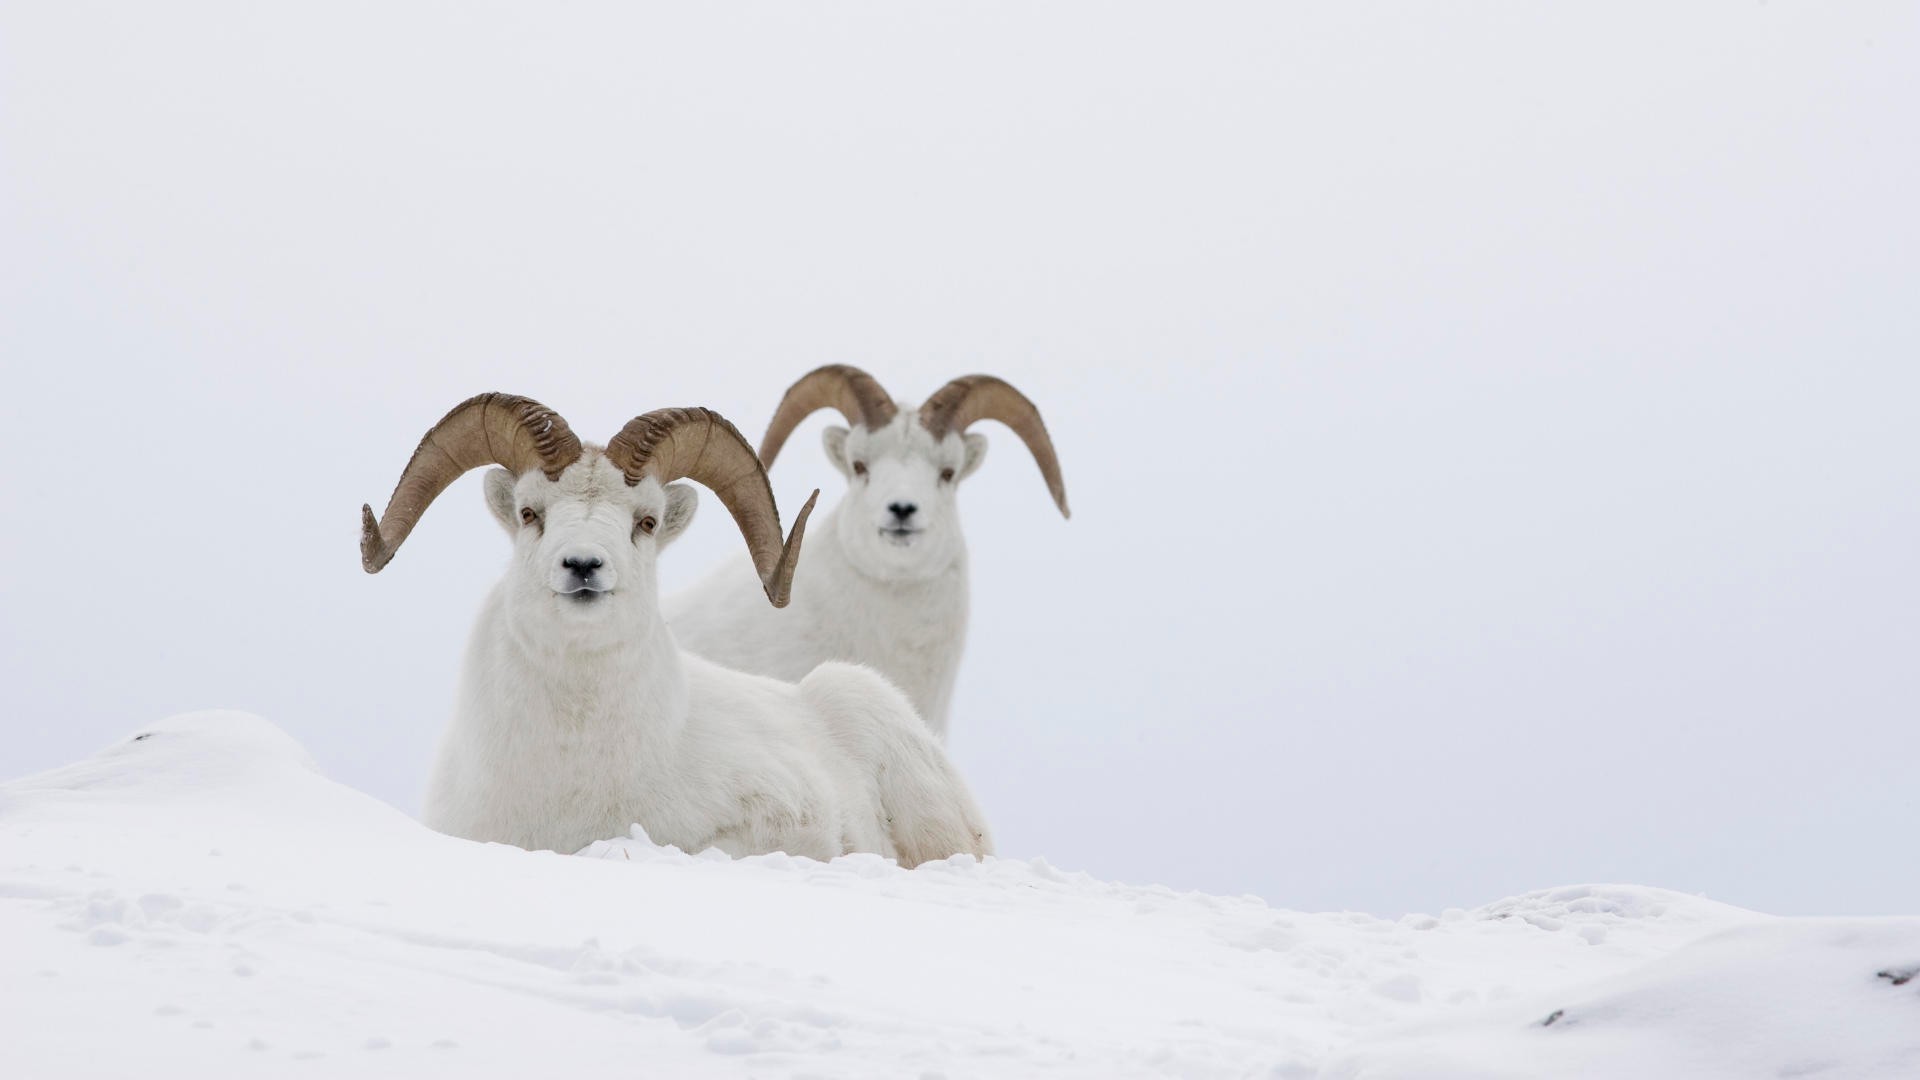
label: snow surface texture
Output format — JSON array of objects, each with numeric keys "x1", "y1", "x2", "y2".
[{"x1": 3, "y1": 712, "x2": 1915, "y2": 1078}]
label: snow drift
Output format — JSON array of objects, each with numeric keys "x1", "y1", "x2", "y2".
[{"x1": 1, "y1": 711, "x2": 1914, "y2": 1078}]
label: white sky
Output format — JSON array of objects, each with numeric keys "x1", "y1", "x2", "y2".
[{"x1": 2, "y1": 3, "x2": 1915, "y2": 916}]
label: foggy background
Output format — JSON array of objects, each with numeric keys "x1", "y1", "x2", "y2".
[{"x1": 2, "y1": 4, "x2": 1914, "y2": 917}]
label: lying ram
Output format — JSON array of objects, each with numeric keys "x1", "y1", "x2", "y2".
[{"x1": 361, "y1": 393, "x2": 991, "y2": 865}]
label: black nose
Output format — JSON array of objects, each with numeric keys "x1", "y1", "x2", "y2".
[
  {"x1": 562, "y1": 555, "x2": 603, "y2": 578},
  {"x1": 888, "y1": 502, "x2": 917, "y2": 521}
]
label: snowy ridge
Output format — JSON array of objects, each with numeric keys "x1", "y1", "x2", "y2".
[
  {"x1": 1329, "y1": 917, "x2": 1920, "y2": 1079},
  {"x1": 1, "y1": 712, "x2": 1914, "y2": 1078}
]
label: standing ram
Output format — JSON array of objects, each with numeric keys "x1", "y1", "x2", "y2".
[
  {"x1": 361, "y1": 393, "x2": 991, "y2": 864},
  {"x1": 667, "y1": 366, "x2": 1069, "y2": 739}
]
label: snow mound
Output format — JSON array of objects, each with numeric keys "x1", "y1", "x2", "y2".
[
  {"x1": 0, "y1": 710, "x2": 319, "y2": 803},
  {"x1": 1472, "y1": 883, "x2": 1756, "y2": 944},
  {"x1": 0, "y1": 712, "x2": 1895, "y2": 1078},
  {"x1": 1329, "y1": 918, "x2": 1920, "y2": 1079}
]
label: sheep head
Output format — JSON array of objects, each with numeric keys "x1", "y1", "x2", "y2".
[
  {"x1": 362, "y1": 395, "x2": 816, "y2": 627},
  {"x1": 759, "y1": 366, "x2": 1067, "y2": 582}
]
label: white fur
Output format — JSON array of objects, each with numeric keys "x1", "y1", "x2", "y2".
[
  {"x1": 420, "y1": 450, "x2": 991, "y2": 866},
  {"x1": 668, "y1": 411, "x2": 988, "y2": 739}
]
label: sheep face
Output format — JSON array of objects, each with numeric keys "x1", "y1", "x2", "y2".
[
  {"x1": 822, "y1": 414, "x2": 986, "y2": 581},
  {"x1": 481, "y1": 454, "x2": 697, "y2": 642}
]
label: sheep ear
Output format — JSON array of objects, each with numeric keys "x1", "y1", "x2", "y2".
[
  {"x1": 656, "y1": 484, "x2": 698, "y2": 548},
  {"x1": 483, "y1": 468, "x2": 518, "y2": 533},
  {"x1": 822, "y1": 426, "x2": 853, "y2": 478},
  {"x1": 959, "y1": 432, "x2": 989, "y2": 480}
]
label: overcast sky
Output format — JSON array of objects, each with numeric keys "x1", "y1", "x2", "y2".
[{"x1": 2, "y1": 3, "x2": 1915, "y2": 917}]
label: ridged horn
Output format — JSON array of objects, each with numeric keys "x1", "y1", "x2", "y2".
[
  {"x1": 361, "y1": 393, "x2": 582, "y2": 573},
  {"x1": 606, "y1": 407, "x2": 818, "y2": 608},
  {"x1": 918, "y1": 375, "x2": 1070, "y2": 518},
  {"x1": 758, "y1": 364, "x2": 899, "y2": 467}
]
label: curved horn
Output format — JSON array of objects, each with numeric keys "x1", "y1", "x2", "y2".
[
  {"x1": 361, "y1": 393, "x2": 582, "y2": 573},
  {"x1": 607, "y1": 407, "x2": 818, "y2": 608},
  {"x1": 758, "y1": 364, "x2": 898, "y2": 467},
  {"x1": 919, "y1": 375, "x2": 1070, "y2": 518}
]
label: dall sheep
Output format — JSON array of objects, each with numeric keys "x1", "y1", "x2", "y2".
[
  {"x1": 361, "y1": 393, "x2": 992, "y2": 864},
  {"x1": 667, "y1": 367, "x2": 1068, "y2": 739}
]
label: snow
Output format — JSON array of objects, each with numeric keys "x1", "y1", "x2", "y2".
[{"x1": 3, "y1": 712, "x2": 1915, "y2": 1078}]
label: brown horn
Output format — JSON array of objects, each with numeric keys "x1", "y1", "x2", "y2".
[
  {"x1": 758, "y1": 364, "x2": 899, "y2": 467},
  {"x1": 361, "y1": 393, "x2": 582, "y2": 574},
  {"x1": 919, "y1": 375, "x2": 1070, "y2": 518},
  {"x1": 607, "y1": 407, "x2": 818, "y2": 608}
]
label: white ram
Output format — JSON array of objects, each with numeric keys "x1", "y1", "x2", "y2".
[
  {"x1": 361, "y1": 393, "x2": 991, "y2": 864},
  {"x1": 668, "y1": 367, "x2": 1069, "y2": 739}
]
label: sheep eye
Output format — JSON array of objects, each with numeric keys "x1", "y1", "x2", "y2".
[
  {"x1": 852, "y1": 461, "x2": 868, "y2": 477},
  {"x1": 518, "y1": 507, "x2": 538, "y2": 526},
  {"x1": 940, "y1": 467, "x2": 956, "y2": 483},
  {"x1": 635, "y1": 514, "x2": 658, "y2": 537}
]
